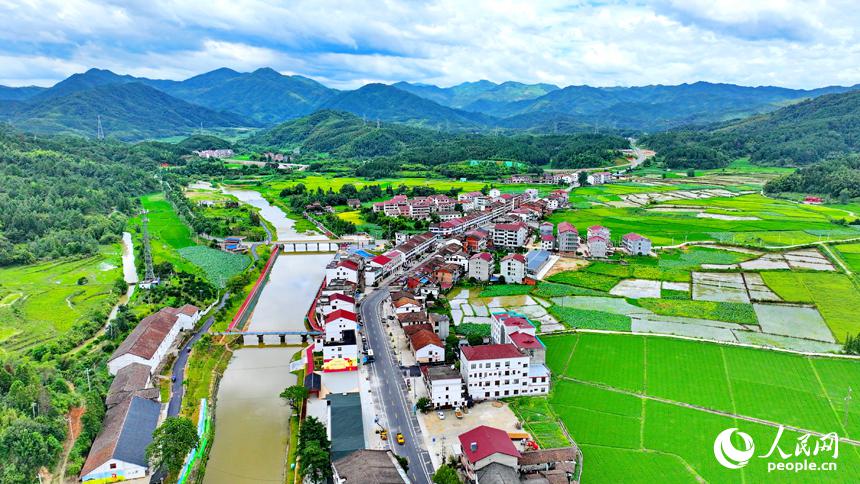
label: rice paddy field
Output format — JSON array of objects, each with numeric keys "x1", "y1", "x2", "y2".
[
  {"x1": 549, "y1": 193, "x2": 860, "y2": 247},
  {"x1": 519, "y1": 333, "x2": 860, "y2": 483},
  {"x1": 0, "y1": 246, "x2": 123, "y2": 352},
  {"x1": 133, "y1": 192, "x2": 249, "y2": 287},
  {"x1": 833, "y1": 242, "x2": 860, "y2": 273}
]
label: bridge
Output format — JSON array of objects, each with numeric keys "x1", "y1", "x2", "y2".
[
  {"x1": 213, "y1": 330, "x2": 323, "y2": 345},
  {"x1": 276, "y1": 239, "x2": 360, "y2": 253}
]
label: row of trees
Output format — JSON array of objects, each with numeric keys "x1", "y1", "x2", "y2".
[{"x1": 764, "y1": 154, "x2": 860, "y2": 200}]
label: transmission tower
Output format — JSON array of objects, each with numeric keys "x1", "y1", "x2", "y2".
[
  {"x1": 96, "y1": 115, "x2": 105, "y2": 140},
  {"x1": 141, "y1": 210, "x2": 156, "y2": 283}
]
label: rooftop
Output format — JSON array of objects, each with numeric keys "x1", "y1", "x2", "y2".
[
  {"x1": 80, "y1": 396, "x2": 161, "y2": 477},
  {"x1": 109, "y1": 306, "x2": 188, "y2": 362},
  {"x1": 459, "y1": 425, "x2": 521, "y2": 463},
  {"x1": 461, "y1": 344, "x2": 524, "y2": 361},
  {"x1": 333, "y1": 449, "x2": 408, "y2": 483},
  {"x1": 325, "y1": 309, "x2": 357, "y2": 323}
]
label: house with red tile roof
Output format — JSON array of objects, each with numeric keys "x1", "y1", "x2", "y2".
[
  {"x1": 458, "y1": 425, "x2": 521, "y2": 482},
  {"x1": 409, "y1": 328, "x2": 444, "y2": 363},
  {"x1": 557, "y1": 222, "x2": 579, "y2": 253},
  {"x1": 468, "y1": 252, "x2": 493, "y2": 281},
  {"x1": 492, "y1": 221, "x2": 528, "y2": 249},
  {"x1": 622, "y1": 232, "x2": 652, "y2": 256}
]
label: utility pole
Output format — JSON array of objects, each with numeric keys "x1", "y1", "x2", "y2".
[{"x1": 96, "y1": 115, "x2": 105, "y2": 140}]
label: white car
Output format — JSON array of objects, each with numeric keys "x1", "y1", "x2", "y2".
[{"x1": 437, "y1": 411, "x2": 445, "y2": 420}]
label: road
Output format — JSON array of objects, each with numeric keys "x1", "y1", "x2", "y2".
[
  {"x1": 628, "y1": 138, "x2": 648, "y2": 168},
  {"x1": 167, "y1": 292, "x2": 230, "y2": 417},
  {"x1": 360, "y1": 287, "x2": 434, "y2": 484}
]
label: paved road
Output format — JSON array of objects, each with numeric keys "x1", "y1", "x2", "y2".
[
  {"x1": 167, "y1": 292, "x2": 230, "y2": 417},
  {"x1": 361, "y1": 287, "x2": 434, "y2": 484}
]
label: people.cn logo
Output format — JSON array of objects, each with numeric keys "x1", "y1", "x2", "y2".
[{"x1": 714, "y1": 428, "x2": 756, "y2": 469}]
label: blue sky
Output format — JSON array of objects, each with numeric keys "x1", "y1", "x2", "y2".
[{"x1": 0, "y1": 0, "x2": 857, "y2": 89}]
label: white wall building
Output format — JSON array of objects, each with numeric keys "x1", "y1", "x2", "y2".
[
  {"x1": 500, "y1": 253, "x2": 526, "y2": 284},
  {"x1": 468, "y1": 252, "x2": 493, "y2": 281},
  {"x1": 107, "y1": 305, "x2": 199, "y2": 375},
  {"x1": 460, "y1": 344, "x2": 531, "y2": 400},
  {"x1": 424, "y1": 366, "x2": 465, "y2": 408},
  {"x1": 492, "y1": 222, "x2": 528, "y2": 249}
]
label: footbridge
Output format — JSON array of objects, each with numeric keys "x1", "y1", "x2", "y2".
[
  {"x1": 213, "y1": 330, "x2": 322, "y2": 346},
  {"x1": 276, "y1": 238, "x2": 373, "y2": 253}
]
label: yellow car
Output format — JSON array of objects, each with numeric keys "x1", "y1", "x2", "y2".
[{"x1": 396, "y1": 432, "x2": 405, "y2": 445}]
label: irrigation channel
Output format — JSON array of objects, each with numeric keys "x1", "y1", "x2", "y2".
[{"x1": 203, "y1": 188, "x2": 331, "y2": 484}]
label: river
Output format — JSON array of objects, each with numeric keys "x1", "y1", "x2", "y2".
[{"x1": 203, "y1": 188, "x2": 330, "y2": 484}]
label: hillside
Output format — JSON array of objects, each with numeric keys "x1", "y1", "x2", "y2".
[
  {"x1": 318, "y1": 83, "x2": 494, "y2": 130},
  {"x1": 161, "y1": 67, "x2": 336, "y2": 124},
  {"x1": 2, "y1": 83, "x2": 252, "y2": 140},
  {"x1": 0, "y1": 85, "x2": 46, "y2": 101},
  {"x1": 393, "y1": 80, "x2": 558, "y2": 109},
  {"x1": 246, "y1": 110, "x2": 629, "y2": 169},
  {"x1": 643, "y1": 89, "x2": 860, "y2": 167}
]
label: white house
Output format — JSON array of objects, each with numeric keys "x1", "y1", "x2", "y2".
[
  {"x1": 319, "y1": 293, "x2": 356, "y2": 316},
  {"x1": 500, "y1": 253, "x2": 526, "y2": 284},
  {"x1": 326, "y1": 259, "x2": 360, "y2": 284},
  {"x1": 409, "y1": 328, "x2": 444, "y2": 363},
  {"x1": 622, "y1": 233, "x2": 652, "y2": 255},
  {"x1": 322, "y1": 329, "x2": 359, "y2": 372},
  {"x1": 324, "y1": 309, "x2": 358, "y2": 342},
  {"x1": 587, "y1": 236, "x2": 609, "y2": 258},
  {"x1": 424, "y1": 366, "x2": 465, "y2": 409},
  {"x1": 540, "y1": 235, "x2": 555, "y2": 251},
  {"x1": 80, "y1": 395, "x2": 161, "y2": 482},
  {"x1": 492, "y1": 222, "x2": 528, "y2": 249},
  {"x1": 468, "y1": 252, "x2": 493, "y2": 281},
  {"x1": 488, "y1": 188, "x2": 501, "y2": 198},
  {"x1": 107, "y1": 305, "x2": 199, "y2": 375},
  {"x1": 460, "y1": 344, "x2": 530, "y2": 401},
  {"x1": 393, "y1": 296, "x2": 422, "y2": 314},
  {"x1": 557, "y1": 222, "x2": 579, "y2": 253}
]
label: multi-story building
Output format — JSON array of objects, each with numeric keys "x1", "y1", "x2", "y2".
[
  {"x1": 424, "y1": 366, "x2": 465, "y2": 409},
  {"x1": 409, "y1": 328, "x2": 444, "y2": 363},
  {"x1": 460, "y1": 344, "x2": 530, "y2": 400},
  {"x1": 622, "y1": 233, "x2": 652, "y2": 255},
  {"x1": 492, "y1": 221, "x2": 528, "y2": 249},
  {"x1": 539, "y1": 222, "x2": 554, "y2": 237},
  {"x1": 464, "y1": 229, "x2": 490, "y2": 252},
  {"x1": 587, "y1": 235, "x2": 609, "y2": 258},
  {"x1": 468, "y1": 252, "x2": 493, "y2": 281},
  {"x1": 540, "y1": 235, "x2": 555, "y2": 251},
  {"x1": 326, "y1": 258, "x2": 360, "y2": 285},
  {"x1": 322, "y1": 329, "x2": 358, "y2": 372},
  {"x1": 458, "y1": 425, "x2": 522, "y2": 483},
  {"x1": 500, "y1": 253, "x2": 526, "y2": 284},
  {"x1": 557, "y1": 222, "x2": 579, "y2": 253},
  {"x1": 587, "y1": 225, "x2": 611, "y2": 240}
]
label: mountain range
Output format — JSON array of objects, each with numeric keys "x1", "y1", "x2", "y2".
[{"x1": 0, "y1": 67, "x2": 858, "y2": 140}]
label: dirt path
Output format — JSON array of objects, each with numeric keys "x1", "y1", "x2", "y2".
[
  {"x1": 559, "y1": 376, "x2": 860, "y2": 447},
  {"x1": 55, "y1": 406, "x2": 85, "y2": 483}
]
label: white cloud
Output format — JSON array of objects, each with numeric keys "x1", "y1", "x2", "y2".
[{"x1": 0, "y1": 0, "x2": 858, "y2": 89}]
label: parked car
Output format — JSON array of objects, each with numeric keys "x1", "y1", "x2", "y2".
[{"x1": 437, "y1": 411, "x2": 445, "y2": 420}]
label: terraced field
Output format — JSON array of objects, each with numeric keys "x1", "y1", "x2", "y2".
[{"x1": 517, "y1": 333, "x2": 860, "y2": 483}]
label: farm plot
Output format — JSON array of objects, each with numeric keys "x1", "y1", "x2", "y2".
[
  {"x1": 177, "y1": 246, "x2": 249, "y2": 288},
  {"x1": 609, "y1": 278, "x2": 661, "y2": 298},
  {"x1": 833, "y1": 242, "x2": 860, "y2": 273},
  {"x1": 753, "y1": 304, "x2": 834, "y2": 343},
  {"x1": 742, "y1": 273, "x2": 781, "y2": 302},
  {"x1": 737, "y1": 248, "x2": 836, "y2": 272},
  {"x1": 692, "y1": 272, "x2": 749, "y2": 303},
  {"x1": 762, "y1": 272, "x2": 860, "y2": 341},
  {"x1": 530, "y1": 333, "x2": 860, "y2": 483}
]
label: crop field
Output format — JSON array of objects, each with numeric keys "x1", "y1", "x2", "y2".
[
  {"x1": 547, "y1": 305, "x2": 632, "y2": 330},
  {"x1": 527, "y1": 333, "x2": 860, "y2": 483},
  {"x1": 177, "y1": 246, "x2": 249, "y2": 288},
  {"x1": 479, "y1": 284, "x2": 534, "y2": 297},
  {"x1": 634, "y1": 298, "x2": 759, "y2": 325},
  {"x1": 761, "y1": 272, "x2": 860, "y2": 341},
  {"x1": 833, "y1": 242, "x2": 860, "y2": 273},
  {"x1": 549, "y1": 193, "x2": 859, "y2": 247},
  {"x1": 0, "y1": 246, "x2": 122, "y2": 351}
]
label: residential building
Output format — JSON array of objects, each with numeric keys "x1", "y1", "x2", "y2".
[
  {"x1": 193, "y1": 149, "x2": 234, "y2": 159},
  {"x1": 587, "y1": 236, "x2": 608, "y2": 258},
  {"x1": 323, "y1": 329, "x2": 358, "y2": 372},
  {"x1": 326, "y1": 259, "x2": 360, "y2": 285},
  {"x1": 107, "y1": 305, "x2": 199, "y2": 375},
  {"x1": 319, "y1": 293, "x2": 356, "y2": 317},
  {"x1": 393, "y1": 296, "x2": 422, "y2": 314},
  {"x1": 423, "y1": 366, "x2": 465, "y2": 409},
  {"x1": 105, "y1": 363, "x2": 158, "y2": 409},
  {"x1": 557, "y1": 222, "x2": 579, "y2": 253},
  {"x1": 433, "y1": 263, "x2": 462, "y2": 289},
  {"x1": 460, "y1": 344, "x2": 530, "y2": 400},
  {"x1": 540, "y1": 234, "x2": 555, "y2": 251},
  {"x1": 458, "y1": 425, "x2": 521, "y2": 482},
  {"x1": 587, "y1": 225, "x2": 611, "y2": 240},
  {"x1": 539, "y1": 222, "x2": 554, "y2": 237},
  {"x1": 80, "y1": 395, "x2": 161, "y2": 482},
  {"x1": 346, "y1": 198, "x2": 362, "y2": 209},
  {"x1": 492, "y1": 222, "x2": 528, "y2": 250},
  {"x1": 500, "y1": 253, "x2": 526, "y2": 284},
  {"x1": 464, "y1": 229, "x2": 490, "y2": 252},
  {"x1": 622, "y1": 232, "x2": 652, "y2": 255},
  {"x1": 430, "y1": 312, "x2": 451, "y2": 339},
  {"x1": 324, "y1": 309, "x2": 358, "y2": 342},
  {"x1": 397, "y1": 310, "x2": 430, "y2": 327},
  {"x1": 524, "y1": 188, "x2": 539, "y2": 200},
  {"x1": 468, "y1": 252, "x2": 493, "y2": 281},
  {"x1": 409, "y1": 328, "x2": 444, "y2": 363},
  {"x1": 587, "y1": 171, "x2": 612, "y2": 185},
  {"x1": 333, "y1": 449, "x2": 409, "y2": 484}
]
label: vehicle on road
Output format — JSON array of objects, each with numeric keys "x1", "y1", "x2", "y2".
[
  {"x1": 380, "y1": 429, "x2": 388, "y2": 440},
  {"x1": 396, "y1": 432, "x2": 405, "y2": 445},
  {"x1": 437, "y1": 411, "x2": 445, "y2": 420},
  {"x1": 366, "y1": 349, "x2": 375, "y2": 362},
  {"x1": 171, "y1": 375, "x2": 176, "y2": 383},
  {"x1": 454, "y1": 408, "x2": 464, "y2": 419}
]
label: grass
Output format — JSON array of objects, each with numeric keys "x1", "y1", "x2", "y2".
[
  {"x1": 177, "y1": 246, "x2": 249, "y2": 289},
  {"x1": 660, "y1": 288, "x2": 690, "y2": 300},
  {"x1": 455, "y1": 322, "x2": 491, "y2": 338},
  {"x1": 546, "y1": 271, "x2": 620, "y2": 292},
  {"x1": 547, "y1": 305, "x2": 632, "y2": 331},
  {"x1": 532, "y1": 282, "x2": 607, "y2": 298},
  {"x1": 634, "y1": 298, "x2": 758, "y2": 325},
  {"x1": 479, "y1": 284, "x2": 534, "y2": 297},
  {"x1": 833, "y1": 242, "x2": 860, "y2": 273},
  {"x1": 761, "y1": 272, "x2": 860, "y2": 342},
  {"x1": 549, "y1": 193, "x2": 859, "y2": 248},
  {"x1": 0, "y1": 246, "x2": 122, "y2": 351},
  {"x1": 529, "y1": 333, "x2": 860, "y2": 483},
  {"x1": 181, "y1": 342, "x2": 230, "y2": 419}
]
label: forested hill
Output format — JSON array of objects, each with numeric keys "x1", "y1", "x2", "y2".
[
  {"x1": 0, "y1": 127, "x2": 218, "y2": 265},
  {"x1": 642, "y1": 89, "x2": 860, "y2": 168},
  {"x1": 245, "y1": 110, "x2": 630, "y2": 171}
]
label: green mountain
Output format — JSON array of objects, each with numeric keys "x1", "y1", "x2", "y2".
[
  {"x1": 33, "y1": 68, "x2": 144, "y2": 100},
  {"x1": 2, "y1": 82, "x2": 252, "y2": 140},
  {"x1": 246, "y1": 110, "x2": 629, "y2": 169},
  {"x1": 319, "y1": 83, "x2": 494, "y2": 130},
  {"x1": 161, "y1": 67, "x2": 336, "y2": 124},
  {"x1": 393, "y1": 80, "x2": 558, "y2": 110},
  {"x1": 0, "y1": 85, "x2": 46, "y2": 101},
  {"x1": 642, "y1": 89, "x2": 860, "y2": 167}
]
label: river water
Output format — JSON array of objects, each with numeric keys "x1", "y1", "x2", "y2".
[{"x1": 203, "y1": 188, "x2": 330, "y2": 484}]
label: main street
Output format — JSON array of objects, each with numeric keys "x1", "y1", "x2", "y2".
[{"x1": 360, "y1": 281, "x2": 434, "y2": 484}]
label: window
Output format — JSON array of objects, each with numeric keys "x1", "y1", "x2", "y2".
[{"x1": 110, "y1": 463, "x2": 117, "y2": 470}]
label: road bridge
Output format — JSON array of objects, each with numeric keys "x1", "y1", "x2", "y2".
[{"x1": 213, "y1": 330, "x2": 323, "y2": 346}]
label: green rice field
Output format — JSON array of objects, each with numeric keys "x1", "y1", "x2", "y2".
[{"x1": 523, "y1": 333, "x2": 860, "y2": 483}]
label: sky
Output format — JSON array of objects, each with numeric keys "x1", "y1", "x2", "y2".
[{"x1": 1, "y1": 0, "x2": 858, "y2": 89}]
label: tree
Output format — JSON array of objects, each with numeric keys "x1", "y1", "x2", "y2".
[
  {"x1": 416, "y1": 396, "x2": 432, "y2": 413},
  {"x1": 578, "y1": 171, "x2": 588, "y2": 186},
  {"x1": 467, "y1": 334, "x2": 484, "y2": 346},
  {"x1": 146, "y1": 417, "x2": 199, "y2": 474},
  {"x1": 298, "y1": 417, "x2": 331, "y2": 483},
  {"x1": 279, "y1": 384, "x2": 309, "y2": 411},
  {"x1": 686, "y1": 168, "x2": 696, "y2": 177},
  {"x1": 433, "y1": 464, "x2": 461, "y2": 484}
]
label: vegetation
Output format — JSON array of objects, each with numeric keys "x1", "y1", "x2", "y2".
[
  {"x1": 633, "y1": 298, "x2": 758, "y2": 325},
  {"x1": 548, "y1": 305, "x2": 632, "y2": 330},
  {"x1": 765, "y1": 154, "x2": 860, "y2": 200},
  {"x1": 479, "y1": 284, "x2": 533, "y2": 297},
  {"x1": 298, "y1": 417, "x2": 332, "y2": 484},
  {"x1": 432, "y1": 464, "x2": 461, "y2": 484},
  {"x1": 279, "y1": 385, "x2": 309, "y2": 411},
  {"x1": 146, "y1": 416, "x2": 199, "y2": 474}
]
